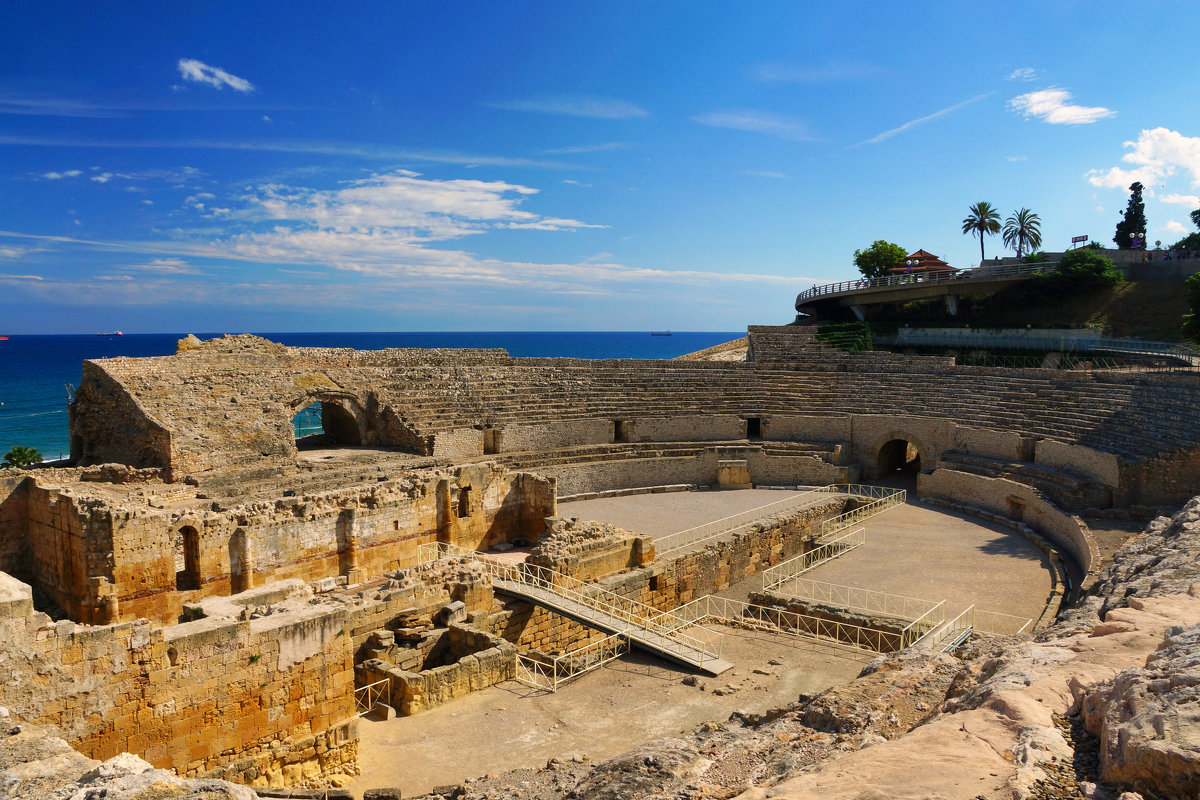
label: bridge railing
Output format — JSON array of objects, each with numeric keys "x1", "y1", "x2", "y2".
[
  {"x1": 876, "y1": 328, "x2": 1200, "y2": 367},
  {"x1": 795, "y1": 260, "x2": 1061, "y2": 305}
]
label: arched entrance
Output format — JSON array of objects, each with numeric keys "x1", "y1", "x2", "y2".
[
  {"x1": 877, "y1": 438, "x2": 922, "y2": 475},
  {"x1": 291, "y1": 394, "x2": 365, "y2": 450}
]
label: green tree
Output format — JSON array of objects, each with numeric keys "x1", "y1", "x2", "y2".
[
  {"x1": 962, "y1": 201, "x2": 1001, "y2": 264},
  {"x1": 1113, "y1": 181, "x2": 1148, "y2": 249},
  {"x1": 1184, "y1": 272, "x2": 1200, "y2": 341},
  {"x1": 1002, "y1": 208, "x2": 1042, "y2": 258},
  {"x1": 1173, "y1": 209, "x2": 1200, "y2": 252},
  {"x1": 1, "y1": 446, "x2": 42, "y2": 469},
  {"x1": 852, "y1": 240, "x2": 907, "y2": 279},
  {"x1": 1040, "y1": 249, "x2": 1124, "y2": 295}
]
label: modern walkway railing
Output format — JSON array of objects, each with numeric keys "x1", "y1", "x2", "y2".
[
  {"x1": 771, "y1": 577, "x2": 943, "y2": 623},
  {"x1": 417, "y1": 542, "x2": 724, "y2": 672},
  {"x1": 816, "y1": 486, "x2": 906, "y2": 540},
  {"x1": 760, "y1": 527, "x2": 866, "y2": 589},
  {"x1": 668, "y1": 595, "x2": 908, "y2": 654},
  {"x1": 877, "y1": 328, "x2": 1200, "y2": 366},
  {"x1": 354, "y1": 677, "x2": 389, "y2": 716},
  {"x1": 925, "y1": 606, "x2": 1032, "y2": 652},
  {"x1": 795, "y1": 260, "x2": 1060, "y2": 304},
  {"x1": 515, "y1": 632, "x2": 631, "y2": 692},
  {"x1": 656, "y1": 487, "x2": 825, "y2": 556}
]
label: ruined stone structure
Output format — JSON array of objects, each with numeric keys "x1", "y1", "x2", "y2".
[{"x1": 3, "y1": 326, "x2": 1200, "y2": 795}]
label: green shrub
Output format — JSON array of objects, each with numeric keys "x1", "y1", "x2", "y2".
[
  {"x1": 1183, "y1": 272, "x2": 1200, "y2": 341},
  {"x1": 1036, "y1": 250, "x2": 1123, "y2": 297}
]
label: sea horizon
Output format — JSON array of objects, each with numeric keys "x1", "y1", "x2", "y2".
[{"x1": 0, "y1": 330, "x2": 744, "y2": 460}]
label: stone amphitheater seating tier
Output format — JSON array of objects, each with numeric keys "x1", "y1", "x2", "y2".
[{"x1": 65, "y1": 331, "x2": 1200, "y2": 505}]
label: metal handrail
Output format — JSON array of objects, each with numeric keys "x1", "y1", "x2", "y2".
[
  {"x1": 761, "y1": 527, "x2": 865, "y2": 590},
  {"x1": 795, "y1": 260, "x2": 1061, "y2": 305},
  {"x1": 899, "y1": 599, "x2": 945, "y2": 648},
  {"x1": 929, "y1": 606, "x2": 975, "y2": 652},
  {"x1": 514, "y1": 632, "x2": 633, "y2": 692},
  {"x1": 973, "y1": 608, "x2": 1033, "y2": 635},
  {"x1": 669, "y1": 595, "x2": 905, "y2": 654},
  {"x1": 354, "y1": 677, "x2": 389, "y2": 715},
  {"x1": 418, "y1": 542, "x2": 721, "y2": 667},
  {"x1": 656, "y1": 488, "x2": 825, "y2": 555},
  {"x1": 772, "y1": 577, "x2": 942, "y2": 623},
  {"x1": 817, "y1": 487, "x2": 906, "y2": 540}
]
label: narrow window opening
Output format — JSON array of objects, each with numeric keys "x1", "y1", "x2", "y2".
[
  {"x1": 458, "y1": 487, "x2": 471, "y2": 519},
  {"x1": 614, "y1": 420, "x2": 630, "y2": 443},
  {"x1": 168, "y1": 647, "x2": 179, "y2": 666},
  {"x1": 175, "y1": 526, "x2": 201, "y2": 592},
  {"x1": 746, "y1": 417, "x2": 762, "y2": 439},
  {"x1": 483, "y1": 428, "x2": 498, "y2": 455}
]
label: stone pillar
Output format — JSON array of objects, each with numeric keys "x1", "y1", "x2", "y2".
[
  {"x1": 229, "y1": 528, "x2": 254, "y2": 594},
  {"x1": 338, "y1": 509, "x2": 367, "y2": 585},
  {"x1": 87, "y1": 577, "x2": 118, "y2": 624},
  {"x1": 436, "y1": 478, "x2": 454, "y2": 545}
]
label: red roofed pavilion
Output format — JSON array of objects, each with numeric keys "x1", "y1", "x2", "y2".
[{"x1": 887, "y1": 249, "x2": 957, "y2": 274}]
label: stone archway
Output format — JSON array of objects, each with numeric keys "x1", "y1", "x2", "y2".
[
  {"x1": 289, "y1": 392, "x2": 367, "y2": 449},
  {"x1": 870, "y1": 431, "x2": 929, "y2": 478}
]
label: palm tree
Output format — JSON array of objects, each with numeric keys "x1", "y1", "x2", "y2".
[
  {"x1": 962, "y1": 201, "x2": 1002, "y2": 264},
  {"x1": 2, "y1": 445, "x2": 42, "y2": 469},
  {"x1": 1003, "y1": 208, "x2": 1043, "y2": 259}
]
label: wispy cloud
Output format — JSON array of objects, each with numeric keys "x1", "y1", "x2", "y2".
[
  {"x1": 1008, "y1": 88, "x2": 1114, "y2": 125},
  {"x1": 126, "y1": 258, "x2": 201, "y2": 275},
  {"x1": 1087, "y1": 128, "x2": 1200, "y2": 189},
  {"x1": 544, "y1": 142, "x2": 631, "y2": 154},
  {"x1": 1163, "y1": 193, "x2": 1200, "y2": 207},
  {"x1": 741, "y1": 170, "x2": 790, "y2": 179},
  {"x1": 1006, "y1": 155, "x2": 1028, "y2": 162},
  {"x1": 563, "y1": 179, "x2": 593, "y2": 187},
  {"x1": 489, "y1": 94, "x2": 647, "y2": 119},
  {"x1": 41, "y1": 169, "x2": 83, "y2": 180},
  {"x1": 692, "y1": 110, "x2": 815, "y2": 142},
  {"x1": 0, "y1": 94, "x2": 126, "y2": 118},
  {"x1": 0, "y1": 134, "x2": 580, "y2": 170},
  {"x1": 857, "y1": 93, "x2": 991, "y2": 146},
  {"x1": 753, "y1": 60, "x2": 880, "y2": 83},
  {"x1": 1006, "y1": 67, "x2": 1039, "y2": 81},
  {"x1": 176, "y1": 59, "x2": 255, "y2": 92}
]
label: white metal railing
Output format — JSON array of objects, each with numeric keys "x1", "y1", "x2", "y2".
[
  {"x1": 899, "y1": 599, "x2": 945, "y2": 648},
  {"x1": 761, "y1": 527, "x2": 866, "y2": 590},
  {"x1": 771, "y1": 577, "x2": 943, "y2": 623},
  {"x1": 655, "y1": 488, "x2": 826, "y2": 555},
  {"x1": 817, "y1": 487, "x2": 906, "y2": 540},
  {"x1": 667, "y1": 595, "x2": 906, "y2": 654},
  {"x1": 418, "y1": 542, "x2": 722, "y2": 669},
  {"x1": 973, "y1": 608, "x2": 1033, "y2": 636},
  {"x1": 354, "y1": 677, "x2": 389, "y2": 715},
  {"x1": 515, "y1": 632, "x2": 633, "y2": 692},
  {"x1": 795, "y1": 260, "x2": 1061, "y2": 305},
  {"x1": 928, "y1": 606, "x2": 975, "y2": 652}
]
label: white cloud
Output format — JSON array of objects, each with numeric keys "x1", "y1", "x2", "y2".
[
  {"x1": 489, "y1": 95, "x2": 646, "y2": 119},
  {"x1": 41, "y1": 169, "x2": 82, "y2": 180},
  {"x1": 1087, "y1": 128, "x2": 1200, "y2": 190},
  {"x1": 0, "y1": 246, "x2": 39, "y2": 260},
  {"x1": 1163, "y1": 193, "x2": 1200, "y2": 207},
  {"x1": 1164, "y1": 220, "x2": 1189, "y2": 235},
  {"x1": 1008, "y1": 88, "x2": 1114, "y2": 125},
  {"x1": 127, "y1": 258, "x2": 200, "y2": 275},
  {"x1": 753, "y1": 61, "x2": 879, "y2": 83},
  {"x1": 176, "y1": 59, "x2": 255, "y2": 92},
  {"x1": 1006, "y1": 155, "x2": 1028, "y2": 162},
  {"x1": 742, "y1": 170, "x2": 790, "y2": 179},
  {"x1": 563, "y1": 179, "x2": 593, "y2": 187},
  {"x1": 1006, "y1": 67, "x2": 1038, "y2": 81},
  {"x1": 858, "y1": 93, "x2": 991, "y2": 146},
  {"x1": 91, "y1": 173, "x2": 112, "y2": 183},
  {"x1": 544, "y1": 142, "x2": 630, "y2": 154},
  {"x1": 692, "y1": 110, "x2": 814, "y2": 142},
  {"x1": 0, "y1": 273, "x2": 43, "y2": 281}
]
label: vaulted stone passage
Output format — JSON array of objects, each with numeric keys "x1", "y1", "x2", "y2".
[
  {"x1": 292, "y1": 396, "x2": 364, "y2": 449},
  {"x1": 878, "y1": 438, "x2": 921, "y2": 475}
]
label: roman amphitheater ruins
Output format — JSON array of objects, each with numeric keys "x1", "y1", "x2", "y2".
[{"x1": 4, "y1": 323, "x2": 1200, "y2": 799}]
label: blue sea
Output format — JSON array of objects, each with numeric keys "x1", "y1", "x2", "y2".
[{"x1": 0, "y1": 331, "x2": 741, "y2": 460}]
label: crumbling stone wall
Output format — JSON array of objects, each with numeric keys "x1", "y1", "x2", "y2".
[{"x1": 0, "y1": 574, "x2": 356, "y2": 788}]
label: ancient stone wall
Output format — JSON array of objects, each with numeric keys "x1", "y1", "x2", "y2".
[
  {"x1": 919, "y1": 468, "x2": 1096, "y2": 581},
  {"x1": 12, "y1": 463, "x2": 551, "y2": 625},
  {"x1": 0, "y1": 575, "x2": 356, "y2": 788},
  {"x1": 0, "y1": 475, "x2": 29, "y2": 577},
  {"x1": 1034, "y1": 439, "x2": 1121, "y2": 487}
]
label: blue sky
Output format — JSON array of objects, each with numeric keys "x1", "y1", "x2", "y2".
[{"x1": 2, "y1": 1, "x2": 1199, "y2": 333}]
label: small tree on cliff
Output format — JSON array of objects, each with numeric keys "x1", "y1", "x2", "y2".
[
  {"x1": 853, "y1": 240, "x2": 907, "y2": 279},
  {"x1": 1183, "y1": 271, "x2": 1200, "y2": 341},
  {"x1": 1114, "y1": 182, "x2": 1148, "y2": 249}
]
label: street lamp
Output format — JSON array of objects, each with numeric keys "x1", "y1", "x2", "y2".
[{"x1": 1130, "y1": 232, "x2": 1145, "y2": 250}]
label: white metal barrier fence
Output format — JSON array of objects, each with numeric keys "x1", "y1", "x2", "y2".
[
  {"x1": 761, "y1": 527, "x2": 865, "y2": 590},
  {"x1": 655, "y1": 487, "x2": 825, "y2": 555},
  {"x1": 418, "y1": 542, "x2": 722, "y2": 670},
  {"x1": 515, "y1": 632, "x2": 632, "y2": 692},
  {"x1": 354, "y1": 677, "x2": 389, "y2": 715},
  {"x1": 817, "y1": 487, "x2": 906, "y2": 540},
  {"x1": 770, "y1": 576, "x2": 943, "y2": 623},
  {"x1": 666, "y1": 595, "x2": 916, "y2": 654}
]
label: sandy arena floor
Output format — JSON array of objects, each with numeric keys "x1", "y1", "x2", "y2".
[{"x1": 350, "y1": 483, "x2": 1053, "y2": 797}]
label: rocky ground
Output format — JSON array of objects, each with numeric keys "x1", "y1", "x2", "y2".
[{"x1": 6, "y1": 499, "x2": 1200, "y2": 799}]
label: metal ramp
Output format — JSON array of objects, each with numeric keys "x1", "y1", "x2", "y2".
[
  {"x1": 493, "y1": 577, "x2": 734, "y2": 676},
  {"x1": 418, "y1": 542, "x2": 732, "y2": 677}
]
